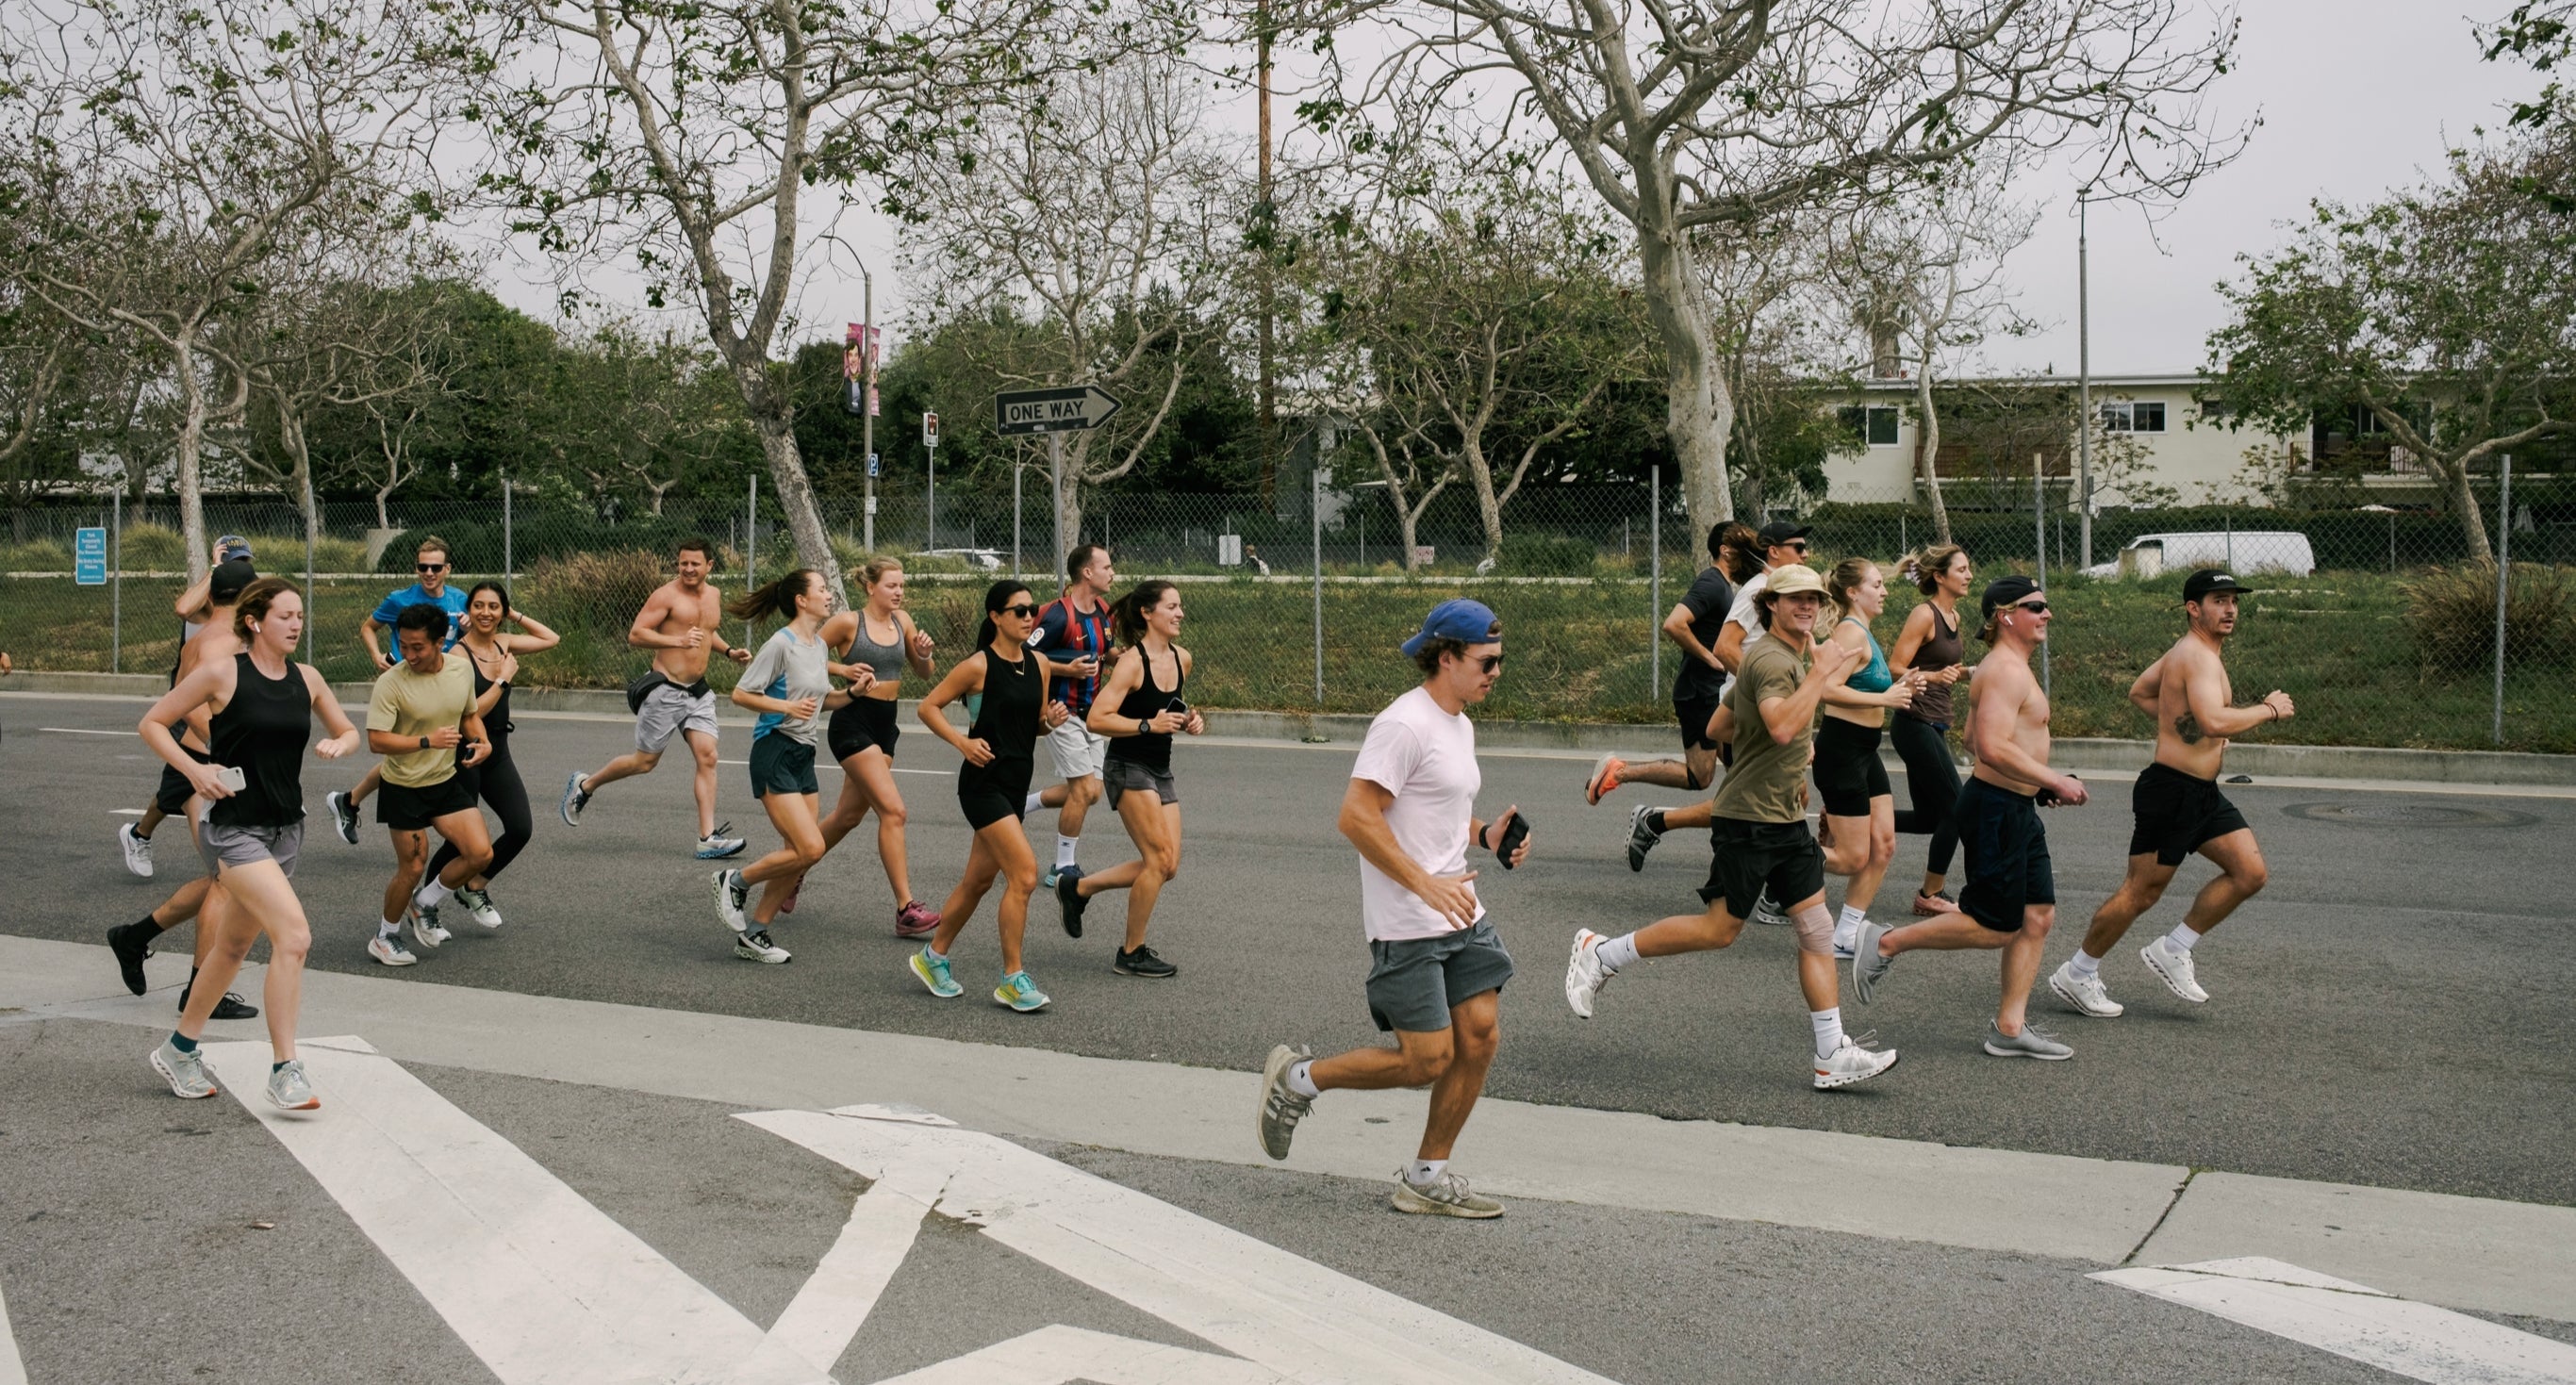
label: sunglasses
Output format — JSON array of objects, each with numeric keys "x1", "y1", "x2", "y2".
[
  {"x1": 999, "y1": 603, "x2": 1038, "y2": 618},
  {"x1": 2013, "y1": 600, "x2": 2049, "y2": 615},
  {"x1": 417, "y1": 562, "x2": 449, "y2": 572},
  {"x1": 1474, "y1": 653, "x2": 1505, "y2": 672},
  {"x1": 1784, "y1": 541, "x2": 1810, "y2": 553}
]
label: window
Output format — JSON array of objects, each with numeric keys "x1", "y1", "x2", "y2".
[
  {"x1": 2100, "y1": 401, "x2": 2167, "y2": 433},
  {"x1": 1838, "y1": 404, "x2": 1903, "y2": 446}
]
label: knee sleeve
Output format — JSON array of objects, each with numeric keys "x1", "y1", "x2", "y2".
[{"x1": 1792, "y1": 902, "x2": 1836, "y2": 956}]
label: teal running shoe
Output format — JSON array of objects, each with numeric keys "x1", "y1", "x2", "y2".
[
  {"x1": 994, "y1": 970, "x2": 1050, "y2": 1013},
  {"x1": 909, "y1": 948, "x2": 962, "y2": 998}
]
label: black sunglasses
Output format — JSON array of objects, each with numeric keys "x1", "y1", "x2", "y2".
[
  {"x1": 999, "y1": 602, "x2": 1038, "y2": 618},
  {"x1": 2013, "y1": 600, "x2": 2049, "y2": 615},
  {"x1": 1475, "y1": 653, "x2": 1505, "y2": 672},
  {"x1": 417, "y1": 562, "x2": 449, "y2": 572}
]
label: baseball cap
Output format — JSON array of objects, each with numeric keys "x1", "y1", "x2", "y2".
[
  {"x1": 216, "y1": 534, "x2": 253, "y2": 563},
  {"x1": 1756, "y1": 519, "x2": 1812, "y2": 548},
  {"x1": 2183, "y1": 569, "x2": 2256, "y2": 602},
  {"x1": 1400, "y1": 598, "x2": 1503, "y2": 657},
  {"x1": 1759, "y1": 564, "x2": 1826, "y2": 600},
  {"x1": 208, "y1": 556, "x2": 258, "y2": 603},
  {"x1": 1980, "y1": 575, "x2": 2042, "y2": 622}
]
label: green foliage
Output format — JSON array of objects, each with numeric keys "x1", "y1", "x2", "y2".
[
  {"x1": 371, "y1": 509, "x2": 715, "y2": 575},
  {"x1": 2404, "y1": 561, "x2": 2576, "y2": 669},
  {"x1": 1493, "y1": 532, "x2": 1597, "y2": 575}
]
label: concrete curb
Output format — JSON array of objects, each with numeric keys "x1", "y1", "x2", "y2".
[{"x1": 8, "y1": 668, "x2": 2572, "y2": 787}]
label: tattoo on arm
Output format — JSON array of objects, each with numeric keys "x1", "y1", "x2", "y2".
[{"x1": 2173, "y1": 711, "x2": 2204, "y2": 745}]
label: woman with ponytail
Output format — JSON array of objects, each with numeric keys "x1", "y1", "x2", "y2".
[
  {"x1": 812, "y1": 558, "x2": 942, "y2": 937},
  {"x1": 1057, "y1": 580, "x2": 1204, "y2": 978},
  {"x1": 1813, "y1": 558, "x2": 1926, "y2": 961},
  {"x1": 715, "y1": 569, "x2": 853, "y2": 965},
  {"x1": 1888, "y1": 545, "x2": 1973, "y2": 914},
  {"x1": 913, "y1": 580, "x2": 1069, "y2": 1012}
]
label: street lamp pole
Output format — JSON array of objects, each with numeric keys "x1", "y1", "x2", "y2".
[
  {"x1": 862, "y1": 266, "x2": 877, "y2": 556},
  {"x1": 2076, "y1": 194, "x2": 2094, "y2": 571}
]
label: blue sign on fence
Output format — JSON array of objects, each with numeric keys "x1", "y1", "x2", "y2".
[
  {"x1": 867, "y1": 453, "x2": 881, "y2": 478},
  {"x1": 75, "y1": 527, "x2": 107, "y2": 585}
]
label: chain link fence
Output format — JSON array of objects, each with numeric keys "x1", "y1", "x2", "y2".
[{"x1": 6, "y1": 478, "x2": 2572, "y2": 752}]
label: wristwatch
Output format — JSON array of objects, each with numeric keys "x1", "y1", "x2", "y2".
[{"x1": 418, "y1": 734, "x2": 430, "y2": 750}]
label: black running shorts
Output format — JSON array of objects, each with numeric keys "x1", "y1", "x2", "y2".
[
  {"x1": 1698, "y1": 817, "x2": 1825, "y2": 919},
  {"x1": 378, "y1": 773, "x2": 480, "y2": 831},
  {"x1": 956, "y1": 756, "x2": 1033, "y2": 831},
  {"x1": 154, "y1": 745, "x2": 211, "y2": 816},
  {"x1": 749, "y1": 734, "x2": 820, "y2": 800},
  {"x1": 1811, "y1": 717, "x2": 1891, "y2": 818},
  {"x1": 1956, "y1": 777, "x2": 2054, "y2": 932},
  {"x1": 2128, "y1": 762, "x2": 2251, "y2": 866},
  {"x1": 827, "y1": 696, "x2": 901, "y2": 764},
  {"x1": 1675, "y1": 694, "x2": 1723, "y2": 752}
]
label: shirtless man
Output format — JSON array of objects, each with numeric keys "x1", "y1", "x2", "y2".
[
  {"x1": 2051, "y1": 569, "x2": 2292, "y2": 1015},
  {"x1": 559, "y1": 538, "x2": 754, "y2": 858},
  {"x1": 1851, "y1": 575, "x2": 2084, "y2": 1062}
]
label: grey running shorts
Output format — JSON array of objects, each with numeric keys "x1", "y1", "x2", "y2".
[
  {"x1": 1363, "y1": 919, "x2": 1514, "y2": 1033},
  {"x1": 1102, "y1": 757, "x2": 1177, "y2": 809},
  {"x1": 636, "y1": 683, "x2": 720, "y2": 755},
  {"x1": 198, "y1": 821, "x2": 303, "y2": 880}
]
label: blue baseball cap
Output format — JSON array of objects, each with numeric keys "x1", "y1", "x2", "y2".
[{"x1": 1400, "y1": 599, "x2": 1502, "y2": 657}]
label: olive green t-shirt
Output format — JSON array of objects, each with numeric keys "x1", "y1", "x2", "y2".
[
  {"x1": 367, "y1": 655, "x2": 474, "y2": 788},
  {"x1": 1712, "y1": 637, "x2": 1813, "y2": 824}
]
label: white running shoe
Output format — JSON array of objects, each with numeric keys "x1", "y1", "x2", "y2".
[
  {"x1": 1751, "y1": 890, "x2": 1791, "y2": 927},
  {"x1": 1812, "y1": 1035, "x2": 1900, "y2": 1090},
  {"x1": 2048, "y1": 960, "x2": 2124, "y2": 1017},
  {"x1": 1831, "y1": 919, "x2": 1862, "y2": 961},
  {"x1": 715, "y1": 869, "x2": 749, "y2": 932},
  {"x1": 735, "y1": 928, "x2": 792, "y2": 964},
  {"x1": 265, "y1": 1058, "x2": 321, "y2": 1110},
  {"x1": 326, "y1": 790, "x2": 361, "y2": 846},
  {"x1": 407, "y1": 903, "x2": 451, "y2": 951},
  {"x1": 119, "y1": 821, "x2": 155, "y2": 878},
  {"x1": 1564, "y1": 929, "x2": 1612, "y2": 1018},
  {"x1": 2140, "y1": 935, "x2": 2209, "y2": 1004},
  {"x1": 455, "y1": 887, "x2": 504, "y2": 931},
  {"x1": 367, "y1": 933, "x2": 418, "y2": 967}
]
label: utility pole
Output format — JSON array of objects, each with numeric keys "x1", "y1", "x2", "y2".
[
  {"x1": 862, "y1": 267, "x2": 877, "y2": 556},
  {"x1": 2076, "y1": 194, "x2": 2094, "y2": 572},
  {"x1": 1256, "y1": 0, "x2": 1277, "y2": 507}
]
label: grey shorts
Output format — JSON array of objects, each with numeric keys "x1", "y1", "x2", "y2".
[
  {"x1": 1047, "y1": 717, "x2": 1109, "y2": 780},
  {"x1": 197, "y1": 821, "x2": 303, "y2": 880},
  {"x1": 1102, "y1": 757, "x2": 1177, "y2": 809},
  {"x1": 636, "y1": 684, "x2": 720, "y2": 754},
  {"x1": 1363, "y1": 919, "x2": 1514, "y2": 1032}
]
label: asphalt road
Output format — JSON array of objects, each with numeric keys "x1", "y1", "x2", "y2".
[{"x1": 6, "y1": 690, "x2": 2573, "y2": 1206}]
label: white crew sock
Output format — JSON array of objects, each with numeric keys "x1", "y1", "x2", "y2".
[
  {"x1": 1055, "y1": 833, "x2": 1079, "y2": 869},
  {"x1": 1404, "y1": 1158, "x2": 1447, "y2": 1188},
  {"x1": 1810, "y1": 1007, "x2": 1846, "y2": 1062},
  {"x1": 1596, "y1": 932, "x2": 1643, "y2": 972},
  {"x1": 1024, "y1": 791, "x2": 1046, "y2": 816},
  {"x1": 2068, "y1": 950, "x2": 2103, "y2": 980},
  {"x1": 1838, "y1": 904, "x2": 1869, "y2": 932},
  {"x1": 2166, "y1": 922, "x2": 2205, "y2": 952},
  {"x1": 1287, "y1": 1060, "x2": 1321, "y2": 1098},
  {"x1": 378, "y1": 917, "x2": 403, "y2": 939},
  {"x1": 415, "y1": 879, "x2": 454, "y2": 911}
]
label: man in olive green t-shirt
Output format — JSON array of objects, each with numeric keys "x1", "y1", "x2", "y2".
[
  {"x1": 1564, "y1": 565, "x2": 1903, "y2": 1091},
  {"x1": 361, "y1": 603, "x2": 494, "y2": 966}
]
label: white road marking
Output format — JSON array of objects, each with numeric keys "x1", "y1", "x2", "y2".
[
  {"x1": 742, "y1": 1107, "x2": 1622, "y2": 1385},
  {"x1": 0, "y1": 1272, "x2": 28, "y2": 1385},
  {"x1": 868, "y1": 1325, "x2": 1280, "y2": 1384},
  {"x1": 750, "y1": 1178, "x2": 931, "y2": 1377},
  {"x1": 108, "y1": 808, "x2": 145, "y2": 816},
  {"x1": 40, "y1": 726, "x2": 137, "y2": 735},
  {"x1": 2092, "y1": 1258, "x2": 2576, "y2": 1384}
]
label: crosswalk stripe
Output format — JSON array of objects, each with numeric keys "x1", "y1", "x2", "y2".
[
  {"x1": 867, "y1": 1325, "x2": 1282, "y2": 1384},
  {"x1": 0, "y1": 1272, "x2": 28, "y2": 1385}
]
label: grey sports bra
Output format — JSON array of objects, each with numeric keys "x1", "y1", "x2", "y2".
[{"x1": 845, "y1": 610, "x2": 909, "y2": 682}]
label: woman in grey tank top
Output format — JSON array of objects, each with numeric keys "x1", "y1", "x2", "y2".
[{"x1": 816, "y1": 559, "x2": 943, "y2": 936}]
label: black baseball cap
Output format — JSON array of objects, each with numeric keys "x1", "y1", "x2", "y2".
[
  {"x1": 1980, "y1": 575, "x2": 2043, "y2": 622},
  {"x1": 208, "y1": 556, "x2": 258, "y2": 602},
  {"x1": 2183, "y1": 569, "x2": 2256, "y2": 602},
  {"x1": 1756, "y1": 520, "x2": 1812, "y2": 548}
]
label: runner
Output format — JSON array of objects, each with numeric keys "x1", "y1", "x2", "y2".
[
  {"x1": 420, "y1": 583, "x2": 558, "y2": 931},
  {"x1": 808, "y1": 558, "x2": 942, "y2": 937},
  {"x1": 106, "y1": 554, "x2": 263, "y2": 1020},
  {"x1": 909, "y1": 581, "x2": 1070, "y2": 1012},
  {"x1": 1814, "y1": 558, "x2": 1926, "y2": 960},
  {"x1": 1850, "y1": 576, "x2": 2085, "y2": 1061},
  {"x1": 2051, "y1": 569, "x2": 2293, "y2": 1016},
  {"x1": 712, "y1": 569, "x2": 854, "y2": 965},
  {"x1": 141, "y1": 578, "x2": 364, "y2": 1109},
  {"x1": 1060, "y1": 579, "x2": 1206, "y2": 978},
  {"x1": 1889, "y1": 544, "x2": 1973, "y2": 915},
  {"x1": 1027, "y1": 544, "x2": 1116, "y2": 890},
  {"x1": 1256, "y1": 600, "x2": 1527, "y2": 1217},
  {"x1": 558, "y1": 538, "x2": 752, "y2": 858},
  {"x1": 1580, "y1": 522, "x2": 1756, "y2": 858},
  {"x1": 1564, "y1": 567, "x2": 1901, "y2": 1091},
  {"x1": 322, "y1": 535, "x2": 471, "y2": 845},
  {"x1": 121, "y1": 535, "x2": 252, "y2": 874},
  {"x1": 361, "y1": 603, "x2": 496, "y2": 967}
]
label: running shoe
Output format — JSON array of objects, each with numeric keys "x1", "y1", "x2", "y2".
[
  {"x1": 1812, "y1": 1034, "x2": 1900, "y2": 1090},
  {"x1": 326, "y1": 790, "x2": 361, "y2": 846},
  {"x1": 1911, "y1": 889, "x2": 1959, "y2": 916},
  {"x1": 778, "y1": 876, "x2": 801, "y2": 915},
  {"x1": 180, "y1": 977, "x2": 258, "y2": 1020},
  {"x1": 368, "y1": 933, "x2": 418, "y2": 967},
  {"x1": 2140, "y1": 936, "x2": 2209, "y2": 1004},
  {"x1": 695, "y1": 826, "x2": 746, "y2": 860},
  {"x1": 894, "y1": 900, "x2": 941, "y2": 938},
  {"x1": 1984, "y1": 1019, "x2": 2073, "y2": 1061},
  {"x1": 1392, "y1": 1170, "x2": 1505, "y2": 1219},
  {"x1": 994, "y1": 970, "x2": 1050, "y2": 1013},
  {"x1": 455, "y1": 887, "x2": 504, "y2": 931},
  {"x1": 2048, "y1": 961, "x2": 2124, "y2": 1018},
  {"x1": 909, "y1": 947, "x2": 963, "y2": 998},
  {"x1": 559, "y1": 772, "x2": 590, "y2": 826},
  {"x1": 1257, "y1": 1043, "x2": 1314, "y2": 1160},
  {"x1": 1849, "y1": 920, "x2": 1894, "y2": 1004},
  {"x1": 1832, "y1": 918, "x2": 1865, "y2": 961},
  {"x1": 714, "y1": 869, "x2": 750, "y2": 933},
  {"x1": 119, "y1": 821, "x2": 155, "y2": 878},
  {"x1": 1563, "y1": 929, "x2": 1611, "y2": 1019},
  {"x1": 150, "y1": 1038, "x2": 217, "y2": 1099},
  {"x1": 407, "y1": 902, "x2": 450, "y2": 951},
  {"x1": 265, "y1": 1058, "x2": 321, "y2": 1111},
  {"x1": 1041, "y1": 866, "x2": 1063, "y2": 891},
  {"x1": 1055, "y1": 866, "x2": 1088, "y2": 939},
  {"x1": 1751, "y1": 891, "x2": 1791, "y2": 928},
  {"x1": 1624, "y1": 805, "x2": 1662, "y2": 872},
  {"x1": 1113, "y1": 945, "x2": 1178, "y2": 979},
  {"x1": 1583, "y1": 753, "x2": 1626, "y2": 806},
  {"x1": 107, "y1": 921, "x2": 155, "y2": 996},
  {"x1": 735, "y1": 929, "x2": 792, "y2": 964}
]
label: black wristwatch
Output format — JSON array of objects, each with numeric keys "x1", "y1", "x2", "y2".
[{"x1": 417, "y1": 735, "x2": 430, "y2": 750}]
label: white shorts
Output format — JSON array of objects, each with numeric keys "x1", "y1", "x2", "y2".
[
  {"x1": 1047, "y1": 716, "x2": 1108, "y2": 781},
  {"x1": 636, "y1": 684, "x2": 720, "y2": 755}
]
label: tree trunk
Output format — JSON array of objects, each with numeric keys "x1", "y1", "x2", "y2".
[
  {"x1": 1462, "y1": 438, "x2": 1506, "y2": 558},
  {"x1": 274, "y1": 407, "x2": 321, "y2": 556},
  {"x1": 732, "y1": 365, "x2": 848, "y2": 602},
  {"x1": 1633, "y1": 217, "x2": 1734, "y2": 536},
  {"x1": 2445, "y1": 458, "x2": 2495, "y2": 563},
  {"x1": 1913, "y1": 371, "x2": 1952, "y2": 544},
  {"x1": 172, "y1": 335, "x2": 210, "y2": 584}
]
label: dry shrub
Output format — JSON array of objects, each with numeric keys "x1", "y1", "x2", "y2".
[
  {"x1": 2403, "y1": 561, "x2": 2576, "y2": 671},
  {"x1": 523, "y1": 549, "x2": 669, "y2": 632}
]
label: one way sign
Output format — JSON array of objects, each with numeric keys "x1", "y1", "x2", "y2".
[{"x1": 994, "y1": 385, "x2": 1122, "y2": 437}]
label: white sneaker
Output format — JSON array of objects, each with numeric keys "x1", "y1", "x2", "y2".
[
  {"x1": 1563, "y1": 929, "x2": 1611, "y2": 1019},
  {"x1": 119, "y1": 822, "x2": 156, "y2": 878},
  {"x1": 1831, "y1": 919, "x2": 1862, "y2": 961},
  {"x1": 407, "y1": 903, "x2": 450, "y2": 951},
  {"x1": 1812, "y1": 1035, "x2": 1899, "y2": 1090},
  {"x1": 2141, "y1": 935, "x2": 2209, "y2": 1004},
  {"x1": 2049, "y1": 960, "x2": 2124, "y2": 1017},
  {"x1": 714, "y1": 869, "x2": 749, "y2": 933},
  {"x1": 455, "y1": 887, "x2": 504, "y2": 931},
  {"x1": 367, "y1": 933, "x2": 418, "y2": 967},
  {"x1": 1751, "y1": 891, "x2": 1791, "y2": 927}
]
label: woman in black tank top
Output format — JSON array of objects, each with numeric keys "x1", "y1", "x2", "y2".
[
  {"x1": 425, "y1": 584, "x2": 560, "y2": 928},
  {"x1": 1057, "y1": 580, "x2": 1202, "y2": 978},
  {"x1": 137, "y1": 579, "x2": 363, "y2": 1110},
  {"x1": 913, "y1": 581, "x2": 1070, "y2": 1012},
  {"x1": 1890, "y1": 546, "x2": 1974, "y2": 915}
]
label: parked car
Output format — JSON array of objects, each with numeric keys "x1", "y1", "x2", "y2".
[
  {"x1": 2081, "y1": 531, "x2": 2316, "y2": 581},
  {"x1": 911, "y1": 548, "x2": 1002, "y2": 572}
]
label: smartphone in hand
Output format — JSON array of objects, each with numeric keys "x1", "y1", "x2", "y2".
[{"x1": 1495, "y1": 811, "x2": 1530, "y2": 868}]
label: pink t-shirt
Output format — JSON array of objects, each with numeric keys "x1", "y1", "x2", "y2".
[{"x1": 1350, "y1": 685, "x2": 1484, "y2": 942}]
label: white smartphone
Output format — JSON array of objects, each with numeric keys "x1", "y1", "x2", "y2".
[{"x1": 215, "y1": 765, "x2": 248, "y2": 793}]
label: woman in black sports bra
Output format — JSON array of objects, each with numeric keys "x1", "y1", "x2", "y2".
[
  {"x1": 425, "y1": 582, "x2": 559, "y2": 930},
  {"x1": 913, "y1": 580, "x2": 1069, "y2": 1013},
  {"x1": 1058, "y1": 580, "x2": 1203, "y2": 979},
  {"x1": 1890, "y1": 544, "x2": 1974, "y2": 915}
]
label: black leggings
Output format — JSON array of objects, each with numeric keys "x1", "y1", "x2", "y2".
[
  {"x1": 428, "y1": 740, "x2": 533, "y2": 883},
  {"x1": 1889, "y1": 715, "x2": 1962, "y2": 876}
]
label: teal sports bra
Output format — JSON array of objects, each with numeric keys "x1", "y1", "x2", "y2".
[{"x1": 1841, "y1": 618, "x2": 1894, "y2": 694}]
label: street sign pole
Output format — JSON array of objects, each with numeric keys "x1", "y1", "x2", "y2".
[
  {"x1": 1049, "y1": 432, "x2": 1065, "y2": 578},
  {"x1": 991, "y1": 387, "x2": 1120, "y2": 580},
  {"x1": 861, "y1": 275, "x2": 875, "y2": 561}
]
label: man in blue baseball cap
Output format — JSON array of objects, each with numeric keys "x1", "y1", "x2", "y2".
[{"x1": 1257, "y1": 596, "x2": 1529, "y2": 1219}]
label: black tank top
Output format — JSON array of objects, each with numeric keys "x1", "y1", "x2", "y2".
[
  {"x1": 208, "y1": 652, "x2": 311, "y2": 828},
  {"x1": 967, "y1": 646, "x2": 1041, "y2": 764},
  {"x1": 1900, "y1": 602, "x2": 1965, "y2": 726},
  {"x1": 1105, "y1": 645, "x2": 1184, "y2": 773},
  {"x1": 464, "y1": 644, "x2": 513, "y2": 743}
]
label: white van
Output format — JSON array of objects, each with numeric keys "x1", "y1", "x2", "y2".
[{"x1": 2081, "y1": 531, "x2": 2316, "y2": 581}]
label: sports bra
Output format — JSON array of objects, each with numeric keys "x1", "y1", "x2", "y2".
[
  {"x1": 1841, "y1": 618, "x2": 1894, "y2": 694},
  {"x1": 844, "y1": 610, "x2": 909, "y2": 683}
]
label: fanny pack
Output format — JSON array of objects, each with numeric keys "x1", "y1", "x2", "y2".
[{"x1": 626, "y1": 672, "x2": 714, "y2": 714}]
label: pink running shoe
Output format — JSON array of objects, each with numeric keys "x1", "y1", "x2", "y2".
[
  {"x1": 895, "y1": 900, "x2": 941, "y2": 938},
  {"x1": 779, "y1": 876, "x2": 803, "y2": 915}
]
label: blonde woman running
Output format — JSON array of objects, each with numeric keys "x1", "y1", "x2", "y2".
[
  {"x1": 811, "y1": 558, "x2": 941, "y2": 936},
  {"x1": 1814, "y1": 559, "x2": 1925, "y2": 961},
  {"x1": 140, "y1": 579, "x2": 363, "y2": 1109},
  {"x1": 1060, "y1": 580, "x2": 1206, "y2": 979}
]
